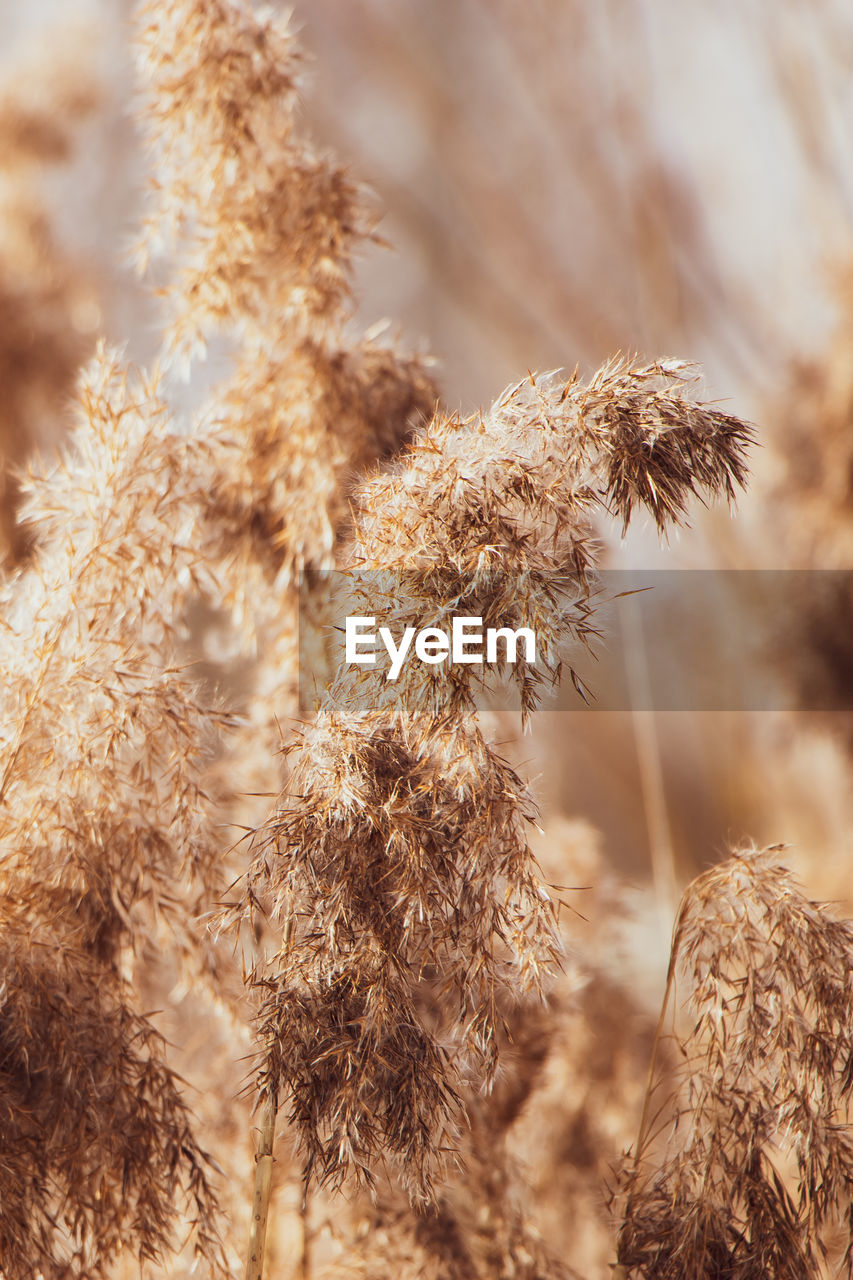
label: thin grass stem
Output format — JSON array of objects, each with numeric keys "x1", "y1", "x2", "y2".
[{"x1": 245, "y1": 1091, "x2": 278, "y2": 1280}]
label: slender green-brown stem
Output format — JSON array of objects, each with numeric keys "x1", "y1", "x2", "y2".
[
  {"x1": 245, "y1": 1090, "x2": 278, "y2": 1280},
  {"x1": 632, "y1": 906, "x2": 682, "y2": 1173},
  {"x1": 245, "y1": 914, "x2": 292, "y2": 1279}
]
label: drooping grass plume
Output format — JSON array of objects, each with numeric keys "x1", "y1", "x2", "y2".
[
  {"x1": 135, "y1": 0, "x2": 437, "y2": 791},
  {"x1": 134, "y1": 0, "x2": 436, "y2": 586},
  {"x1": 615, "y1": 845, "x2": 853, "y2": 1279},
  {"x1": 135, "y1": 0, "x2": 367, "y2": 361},
  {"x1": 347, "y1": 359, "x2": 753, "y2": 718},
  {"x1": 325, "y1": 983, "x2": 602, "y2": 1280},
  {"x1": 232, "y1": 358, "x2": 754, "y2": 1208},
  {"x1": 0, "y1": 346, "x2": 242, "y2": 1274},
  {"x1": 3, "y1": 347, "x2": 236, "y2": 955},
  {"x1": 0, "y1": 924, "x2": 223, "y2": 1279}
]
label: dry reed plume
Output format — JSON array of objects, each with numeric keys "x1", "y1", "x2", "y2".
[
  {"x1": 0, "y1": 351, "x2": 238, "y2": 1275},
  {"x1": 231, "y1": 357, "x2": 752, "y2": 1217},
  {"x1": 136, "y1": 0, "x2": 436, "y2": 793},
  {"x1": 616, "y1": 847, "x2": 853, "y2": 1278}
]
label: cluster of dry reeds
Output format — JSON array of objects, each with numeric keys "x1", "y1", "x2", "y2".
[
  {"x1": 615, "y1": 846, "x2": 853, "y2": 1279},
  {"x1": 2, "y1": 1, "x2": 853, "y2": 1278}
]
